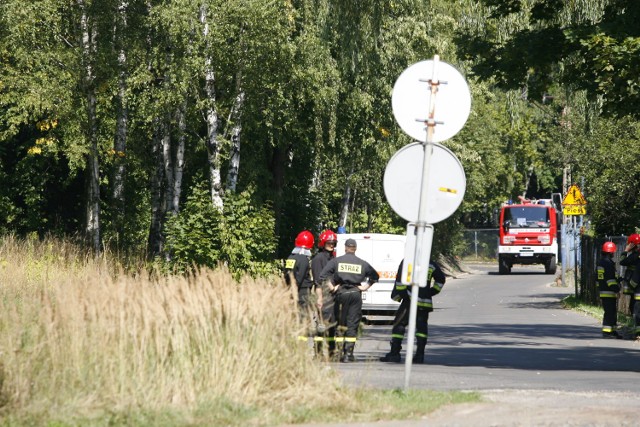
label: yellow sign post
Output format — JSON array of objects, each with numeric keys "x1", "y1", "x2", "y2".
[{"x1": 562, "y1": 184, "x2": 587, "y2": 216}]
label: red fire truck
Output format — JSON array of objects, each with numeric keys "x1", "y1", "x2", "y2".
[{"x1": 498, "y1": 197, "x2": 559, "y2": 275}]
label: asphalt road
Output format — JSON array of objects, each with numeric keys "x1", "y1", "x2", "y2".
[{"x1": 334, "y1": 263, "x2": 640, "y2": 392}]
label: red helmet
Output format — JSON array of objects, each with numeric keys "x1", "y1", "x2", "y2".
[
  {"x1": 602, "y1": 242, "x2": 617, "y2": 254},
  {"x1": 295, "y1": 230, "x2": 314, "y2": 249},
  {"x1": 318, "y1": 229, "x2": 338, "y2": 248},
  {"x1": 627, "y1": 234, "x2": 640, "y2": 245}
]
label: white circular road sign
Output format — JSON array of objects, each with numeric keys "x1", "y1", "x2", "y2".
[
  {"x1": 392, "y1": 60, "x2": 471, "y2": 143},
  {"x1": 383, "y1": 142, "x2": 466, "y2": 223}
]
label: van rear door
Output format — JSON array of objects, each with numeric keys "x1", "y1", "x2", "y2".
[{"x1": 364, "y1": 237, "x2": 404, "y2": 313}]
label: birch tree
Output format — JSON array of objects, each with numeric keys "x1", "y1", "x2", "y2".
[
  {"x1": 76, "y1": 0, "x2": 101, "y2": 253},
  {"x1": 111, "y1": 0, "x2": 130, "y2": 238},
  {"x1": 199, "y1": 2, "x2": 224, "y2": 210}
]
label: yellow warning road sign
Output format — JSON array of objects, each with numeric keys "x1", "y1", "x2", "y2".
[{"x1": 562, "y1": 185, "x2": 587, "y2": 205}]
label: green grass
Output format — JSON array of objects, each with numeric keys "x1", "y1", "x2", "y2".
[
  {"x1": 561, "y1": 295, "x2": 634, "y2": 328},
  {"x1": 0, "y1": 389, "x2": 481, "y2": 426}
]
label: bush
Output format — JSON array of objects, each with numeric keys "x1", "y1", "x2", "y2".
[{"x1": 164, "y1": 183, "x2": 280, "y2": 278}]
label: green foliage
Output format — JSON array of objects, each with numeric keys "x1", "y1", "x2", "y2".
[
  {"x1": 165, "y1": 183, "x2": 279, "y2": 278},
  {"x1": 457, "y1": 0, "x2": 640, "y2": 119},
  {"x1": 217, "y1": 186, "x2": 280, "y2": 279},
  {"x1": 165, "y1": 182, "x2": 222, "y2": 269},
  {"x1": 1, "y1": 0, "x2": 636, "y2": 267},
  {"x1": 571, "y1": 117, "x2": 640, "y2": 235}
]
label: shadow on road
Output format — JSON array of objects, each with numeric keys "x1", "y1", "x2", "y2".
[{"x1": 358, "y1": 322, "x2": 640, "y2": 373}]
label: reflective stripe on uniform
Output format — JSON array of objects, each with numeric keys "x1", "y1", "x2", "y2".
[
  {"x1": 344, "y1": 337, "x2": 357, "y2": 343},
  {"x1": 416, "y1": 332, "x2": 428, "y2": 338},
  {"x1": 606, "y1": 279, "x2": 618, "y2": 288},
  {"x1": 297, "y1": 336, "x2": 308, "y2": 341},
  {"x1": 599, "y1": 291, "x2": 617, "y2": 298},
  {"x1": 417, "y1": 297, "x2": 433, "y2": 308},
  {"x1": 432, "y1": 282, "x2": 444, "y2": 292},
  {"x1": 313, "y1": 336, "x2": 324, "y2": 342},
  {"x1": 391, "y1": 333, "x2": 404, "y2": 339},
  {"x1": 602, "y1": 325, "x2": 614, "y2": 333}
]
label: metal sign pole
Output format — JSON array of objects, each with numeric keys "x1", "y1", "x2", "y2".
[{"x1": 404, "y1": 55, "x2": 440, "y2": 390}]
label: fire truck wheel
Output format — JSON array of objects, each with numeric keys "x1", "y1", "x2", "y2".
[
  {"x1": 545, "y1": 256, "x2": 557, "y2": 275},
  {"x1": 498, "y1": 256, "x2": 511, "y2": 275}
]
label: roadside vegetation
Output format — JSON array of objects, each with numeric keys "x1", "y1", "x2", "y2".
[
  {"x1": 562, "y1": 295, "x2": 634, "y2": 332},
  {"x1": 0, "y1": 236, "x2": 479, "y2": 426}
]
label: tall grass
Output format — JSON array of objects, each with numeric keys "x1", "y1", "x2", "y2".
[{"x1": 0, "y1": 235, "x2": 343, "y2": 422}]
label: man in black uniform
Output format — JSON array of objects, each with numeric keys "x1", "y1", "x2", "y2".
[
  {"x1": 311, "y1": 229, "x2": 338, "y2": 360},
  {"x1": 319, "y1": 238, "x2": 379, "y2": 363},
  {"x1": 380, "y1": 258, "x2": 446, "y2": 364},
  {"x1": 284, "y1": 230, "x2": 316, "y2": 342},
  {"x1": 597, "y1": 241, "x2": 622, "y2": 339},
  {"x1": 620, "y1": 234, "x2": 640, "y2": 323}
]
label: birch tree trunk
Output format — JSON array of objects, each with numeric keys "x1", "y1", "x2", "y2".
[
  {"x1": 338, "y1": 168, "x2": 354, "y2": 231},
  {"x1": 112, "y1": 0, "x2": 129, "y2": 237},
  {"x1": 78, "y1": 0, "x2": 101, "y2": 253},
  {"x1": 172, "y1": 101, "x2": 186, "y2": 215},
  {"x1": 271, "y1": 143, "x2": 288, "y2": 240},
  {"x1": 226, "y1": 89, "x2": 245, "y2": 192},
  {"x1": 162, "y1": 111, "x2": 174, "y2": 215},
  {"x1": 148, "y1": 117, "x2": 167, "y2": 257},
  {"x1": 200, "y1": 4, "x2": 224, "y2": 210}
]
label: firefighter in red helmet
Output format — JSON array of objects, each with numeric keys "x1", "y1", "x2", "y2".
[
  {"x1": 311, "y1": 229, "x2": 338, "y2": 360},
  {"x1": 284, "y1": 230, "x2": 316, "y2": 341},
  {"x1": 620, "y1": 234, "x2": 640, "y2": 320},
  {"x1": 597, "y1": 241, "x2": 622, "y2": 338}
]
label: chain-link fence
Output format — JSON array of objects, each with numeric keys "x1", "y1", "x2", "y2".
[
  {"x1": 580, "y1": 235, "x2": 633, "y2": 315},
  {"x1": 461, "y1": 229, "x2": 498, "y2": 260}
]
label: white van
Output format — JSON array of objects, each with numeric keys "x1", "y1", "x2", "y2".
[{"x1": 334, "y1": 233, "x2": 406, "y2": 317}]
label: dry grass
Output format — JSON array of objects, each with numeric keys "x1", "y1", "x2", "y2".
[{"x1": 0, "y1": 235, "x2": 344, "y2": 424}]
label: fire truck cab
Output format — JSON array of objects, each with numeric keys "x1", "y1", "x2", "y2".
[{"x1": 498, "y1": 197, "x2": 559, "y2": 275}]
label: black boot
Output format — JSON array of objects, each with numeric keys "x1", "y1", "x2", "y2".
[
  {"x1": 341, "y1": 342, "x2": 355, "y2": 363},
  {"x1": 379, "y1": 338, "x2": 402, "y2": 363},
  {"x1": 413, "y1": 337, "x2": 427, "y2": 364}
]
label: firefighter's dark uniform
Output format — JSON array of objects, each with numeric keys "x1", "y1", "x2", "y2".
[
  {"x1": 380, "y1": 259, "x2": 445, "y2": 364},
  {"x1": 620, "y1": 250, "x2": 639, "y2": 325},
  {"x1": 597, "y1": 253, "x2": 621, "y2": 338},
  {"x1": 284, "y1": 249, "x2": 315, "y2": 341},
  {"x1": 319, "y1": 245, "x2": 379, "y2": 362},
  {"x1": 629, "y1": 262, "x2": 640, "y2": 338},
  {"x1": 311, "y1": 249, "x2": 336, "y2": 358}
]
